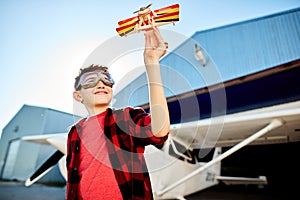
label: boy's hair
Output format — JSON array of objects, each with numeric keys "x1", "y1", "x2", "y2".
[{"x1": 74, "y1": 64, "x2": 110, "y2": 90}]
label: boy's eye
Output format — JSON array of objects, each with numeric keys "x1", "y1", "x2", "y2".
[
  {"x1": 85, "y1": 77, "x2": 97, "y2": 83},
  {"x1": 103, "y1": 77, "x2": 110, "y2": 81}
]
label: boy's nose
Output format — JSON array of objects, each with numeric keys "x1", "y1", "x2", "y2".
[{"x1": 96, "y1": 79, "x2": 105, "y2": 88}]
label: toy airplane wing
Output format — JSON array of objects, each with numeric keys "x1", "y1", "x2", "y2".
[
  {"x1": 153, "y1": 3, "x2": 180, "y2": 22},
  {"x1": 116, "y1": 20, "x2": 138, "y2": 37},
  {"x1": 116, "y1": 3, "x2": 180, "y2": 37},
  {"x1": 117, "y1": 15, "x2": 139, "y2": 27}
]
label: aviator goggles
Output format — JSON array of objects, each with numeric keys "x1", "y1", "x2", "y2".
[{"x1": 76, "y1": 71, "x2": 115, "y2": 90}]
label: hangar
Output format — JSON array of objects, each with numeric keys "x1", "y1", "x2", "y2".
[{"x1": 0, "y1": 105, "x2": 79, "y2": 185}]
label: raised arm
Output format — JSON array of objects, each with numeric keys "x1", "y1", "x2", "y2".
[{"x1": 143, "y1": 28, "x2": 170, "y2": 138}]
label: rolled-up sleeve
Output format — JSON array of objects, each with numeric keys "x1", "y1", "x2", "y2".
[{"x1": 126, "y1": 107, "x2": 169, "y2": 147}]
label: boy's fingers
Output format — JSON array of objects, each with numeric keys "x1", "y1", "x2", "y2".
[
  {"x1": 164, "y1": 42, "x2": 168, "y2": 49},
  {"x1": 145, "y1": 31, "x2": 155, "y2": 49},
  {"x1": 145, "y1": 28, "x2": 168, "y2": 50},
  {"x1": 152, "y1": 28, "x2": 168, "y2": 50},
  {"x1": 153, "y1": 28, "x2": 164, "y2": 45}
]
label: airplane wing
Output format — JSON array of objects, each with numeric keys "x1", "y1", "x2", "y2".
[
  {"x1": 153, "y1": 3, "x2": 179, "y2": 23},
  {"x1": 153, "y1": 4, "x2": 179, "y2": 15},
  {"x1": 21, "y1": 133, "x2": 68, "y2": 186},
  {"x1": 170, "y1": 100, "x2": 300, "y2": 150},
  {"x1": 116, "y1": 16, "x2": 139, "y2": 36},
  {"x1": 116, "y1": 22, "x2": 138, "y2": 37},
  {"x1": 153, "y1": 100, "x2": 300, "y2": 197},
  {"x1": 22, "y1": 133, "x2": 67, "y2": 154},
  {"x1": 117, "y1": 16, "x2": 139, "y2": 27}
]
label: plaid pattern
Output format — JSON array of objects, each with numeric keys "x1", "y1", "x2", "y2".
[{"x1": 66, "y1": 107, "x2": 169, "y2": 200}]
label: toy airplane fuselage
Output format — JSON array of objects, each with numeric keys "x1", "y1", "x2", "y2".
[
  {"x1": 136, "y1": 6, "x2": 155, "y2": 27},
  {"x1": 116, "y1": 3, "x2": 180, "y2": 37}
]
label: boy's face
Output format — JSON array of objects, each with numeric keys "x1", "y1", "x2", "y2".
[{"x1": 73, "y1": 71, "x2": 113, "y2": 110}]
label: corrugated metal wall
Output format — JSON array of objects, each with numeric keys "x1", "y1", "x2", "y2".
[{"x1": 192, "y1": 8, "x2": 300, "y2": 80}]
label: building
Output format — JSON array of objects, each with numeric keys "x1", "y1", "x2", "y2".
[{"x1": 0, "y1": 104, "x2": 79, "y2": 185}]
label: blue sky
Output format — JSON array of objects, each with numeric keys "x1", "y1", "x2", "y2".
[{"x1": 1, "y1": 0, "x2": 300, "y2": 133}]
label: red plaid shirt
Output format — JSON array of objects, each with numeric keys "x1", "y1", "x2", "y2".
[{"x1": 66, "y1": 107, "x2": 169, "y2": 200}]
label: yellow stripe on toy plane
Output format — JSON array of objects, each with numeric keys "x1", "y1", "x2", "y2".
[
  {"x1": 154, "y1": 4, "x2": 179, "y2": 15},
  {"x1": 116, "y1": 23, "x2": 136, "y2": 36}
]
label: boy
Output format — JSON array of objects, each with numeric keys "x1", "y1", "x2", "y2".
[{"x1": 66, "y1": 28, "x2": 170, "y2": 199}]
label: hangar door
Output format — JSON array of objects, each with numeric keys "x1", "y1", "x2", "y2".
[{"x1": 1, "y1": 140, "x2": 20, "y2": 179}]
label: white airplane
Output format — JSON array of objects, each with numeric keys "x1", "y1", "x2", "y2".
[{"x1": 21, "y1": 99, "x2": 300, "y2": 200}]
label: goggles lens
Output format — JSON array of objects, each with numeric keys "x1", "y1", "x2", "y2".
[{"x1": 77, "y1": 71, "x2": 114, "y2": 89}]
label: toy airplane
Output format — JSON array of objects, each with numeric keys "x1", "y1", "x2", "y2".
[{"x1": 116, "y1": 3, "x2": 180, "y2": 37}]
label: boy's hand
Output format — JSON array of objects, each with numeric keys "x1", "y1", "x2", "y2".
[{"x1": 143, "y1": 28, "x2": 168, "y2": 65}]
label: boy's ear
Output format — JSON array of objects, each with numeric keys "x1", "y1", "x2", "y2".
[{"x1": 73, "y1": 91, "x2": 83, "y2": 103}]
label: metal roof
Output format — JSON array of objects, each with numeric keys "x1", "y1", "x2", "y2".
[{"x1": 191, "y1": 7, "x2": 300, "y2": 80}]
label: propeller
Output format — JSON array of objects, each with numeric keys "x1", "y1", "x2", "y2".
[
  {"x1": 25, "y1": 150, "x2": 64, "y2": 186},
  {"x1": 133, "y1": 3, "x2": 152, "y2": 14}
]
